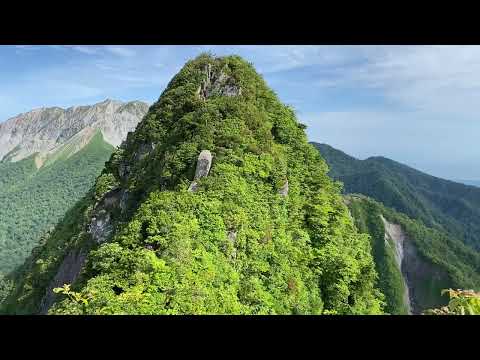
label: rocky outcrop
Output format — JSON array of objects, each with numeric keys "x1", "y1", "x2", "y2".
[
  {"x1": 278, "y1": 180, "x2": 289, "y2": 197},
  {"x1": 197, "y1": 64, "x2": 242, "y2": 100},
  {"x1": 38, "y1": 248, "x2": 87, "y2": 314},
  {"x1": 0, "y1": 99, "x2": 149, "y2": 163},
  {"x1": 381, "y1": 215, "x2": 450, "y2": 314},
  {"x1": 88, "y1": 211, "x2": 113, "y2": 244},
  {"x1": 381, "y1": 215, "x2": 412, "y2": 314},
  {"x1": 87, "y1": 188, "x2": 124, "y2": 244},
  {"x1": 118, "y1": 162, "x2": 131, "y2": 180},
  {"x1": 188, "y1": 150, "x2": 213, "y2": 192},
  {"x1": 134, "y1": 142, "x2": 156, "y2": 162},
  {"x1": 227, "y1": 230, "x2": 237, "y2": 259}
]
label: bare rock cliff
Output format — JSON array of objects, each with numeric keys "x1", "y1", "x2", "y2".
[{"x1": 0, "y1": 99, "x2": 149, "y2": 162}]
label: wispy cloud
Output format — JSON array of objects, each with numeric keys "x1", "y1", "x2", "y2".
[
  {"x1": 14, "y1": 45, "x2": 41, "y2": 51},
  {"x1": 67, "y1": 45, "x2": 99, "y2": 55},
  {"x1": 1, "y1": 45, "x2": 480, "y2": 178},
  {"x1": 301, "y1": 108, "x2": 480, "y2": 180},
  {"x1": 105, "y1": 46, "x2": 136, "y2": 57}
]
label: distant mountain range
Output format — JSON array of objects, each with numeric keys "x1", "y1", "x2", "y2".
[
  {"x1": 2, "y1": 54, "x2": 387, "y2": 315},
  {"x1": 313, "y1": 142, "x2": 480, "y2": 252},
  {"x1": 313, "y1": 142, "x2": 480, "y2": 314},
  {"x1": 0, "y1": 55, "x2": 478, "y2": 315},
  {"x1": 345, "y1": 194, "x2": 480, "y2": 314},
  {"x1": 0, "y1": 100, "x2": 148, "y2": 275},
  {"x1": 0, "y1": 99, "x2": 148, "y2": 163}
]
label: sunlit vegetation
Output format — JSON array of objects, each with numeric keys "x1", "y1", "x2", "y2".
[{"x1": 3, "y1": 54, "x2": 385, "y2": 315}]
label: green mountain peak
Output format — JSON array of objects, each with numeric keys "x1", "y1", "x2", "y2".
[{"x1": 3, "y1": 55, "x2": 384, "y2": 315}]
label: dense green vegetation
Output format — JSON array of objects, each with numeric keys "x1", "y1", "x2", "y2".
[
  {"x1": 346, "y1": 195, "x2": 480, "y2": 313},
  {"x1": 314, "y1": 143, "x2": 480, "y2": 251},
  {"x1": 347, "y1": 196, "x2": 408, "y2": 314},
  {"x1": 0, "y1": 131, "x2": 114, "y2": 276},
  {"x1": 2, "y1": 54, "x2": 385, "y2": 315},
  {"x1": 424, "y1": 289, "x2": 480, "y2": 315}
]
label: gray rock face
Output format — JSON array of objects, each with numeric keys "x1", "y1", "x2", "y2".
[
  {"x1": 278, "y1": 180, "x2": 289, "y2": 197},
  {"x1": 134, "y1": 142, "x2": 156, "y2": 162},
  {"x1": 381, "y1": 216, "x2": 412, "y2": 315},
  {"x1": 119, "y1": 189, "x2": 129, "y2": 212},
  {"x1": 89, "y1": 211, "x2": 113, "y2": 244},
  {"x1": 194, "y1": 150, "x2": 213, "y2": 180},
  {"x1": 197, "y1": 64, "x2": 242, "y2": 100},
  {"x1": 188, "y1": 150, "x2": 213, "y2": 192},
  {"x1": 118, "y1": 162, "x2": 131, "y2": 180},
  {"x1": 87, "y1": 188, "x2": 122, "y2": 244},
  {"x1": 227, "y1": 230, "x2": 237, "y2": 243},
  {"x1": 226, "y1": 230, "x2": 237, "y2": 259},
  {"x1": 0, "y1": 99, "x2": 149, "y2": 162},
  {"x1": 39, "y1": 248, "x2": 87, "y2": 314},
  {"x1": 381, "y1": 215, "x2": 450, "y2": 314},
  {"x1": 188, "y1": 181, "x2": 199, "y2": 192}
]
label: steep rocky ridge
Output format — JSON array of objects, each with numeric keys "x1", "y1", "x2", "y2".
[
  {"x1": 0, "y1": 99, "x2": 149, "y2": 163},
  {"x1": 2, "y1": 54, "x2": 383, "y2": 315},
  {"x1": 314, "y1": 142, "x2": 480, "y2": 251},
  {"x1": 0, "y1": 100, "x2": 148, "y2": 278},
  {"x1": 346, "y1": 194, "x2": 479, "y2": 314}
]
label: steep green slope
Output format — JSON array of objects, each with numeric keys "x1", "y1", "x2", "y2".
[
  {"x1": 314, "y1": 143, "x2": 480, "y2": 251},
  {"x1": 0, "y1": 131, "x2": 114, "y2": 276},
  {"x1": 346, "y1": 195, "x2": 480, "y2": 314},
  {"x1": 2, "y1": 54, "x2": 384, "y2": 315}
]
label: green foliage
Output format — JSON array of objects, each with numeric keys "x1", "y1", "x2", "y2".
[
  {"x1": 347, "y1": 195, "x2": 480, "y2": 313},
  {"x1": 1, "y1": 192, "x2": 96, "y2": 314},
  {"x1": 0, "y1": 131, "x2": 114, "y2": 276},
  {"x1": 53, "y1": 284, "x2": 92, "y2": 306},
  {"x1": 6, "y1": 54, "x2": 384, "y2": 315},
  {"x1": 347, "y1": 196, "x2": 408, "y2": 314},
  {"x1": 0, "y1": 274, "x2": 13, "y2": 305},
  {"x1": 424, "y1": 289, "x2": 480, "y2": 315},
  {"x1": 95, "y1": 173, "x2": 119, "y2": 200},
  {"x1": 314, "y1": 142, "x2": 480, "y2": 251}
]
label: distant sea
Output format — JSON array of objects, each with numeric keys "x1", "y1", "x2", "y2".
[{"x1": 457, "y1": 180, "x2": 480, "y2": 187}]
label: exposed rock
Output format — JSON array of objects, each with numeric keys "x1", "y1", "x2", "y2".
[
  {"x1": 227, "y1": 230, "x2": 237, "y2": 243},
  {"x1": 382, "y1": 215, "x2": 412, "y2": 314},
  {"x1": 38, "y1": 248, "x2": 87, "y2": 314},
  {"x1": 134, "y1": 142, "x2": 156, "y2": 162},
  {"x1": 278, "y1": 180, "x2": 289, "y2": 197},
  {"x1": 0, "y1": 99, "x2": 149, "y2": 163},
  {"x1": 87, "y1": 188, "x2": 122, "y2": 244},
  {"x1": 188, "y1": 181, "x2": 199, "y2": 192},
  {"x1": 381, "y1": 215, "x2": 451, "y2": 314},
  {"x1": 188, "y1": 150, "x2": 213, "y2": 192},
  {"x1": 226, "y1": 230, "x2": 237, "y2": 259},
  {"x1": 118, "y1": 162, "x2": 131, "y2": 180},
  {"x1": 197, "y1": 64, "x2": 242, "y2": 100},
  {"x1": 119, "y1": 189, "x2": 129, "y2": 212},
  {"x1": 194, "y1": 150, "x2": 213, "y2": 180},
  {"x1": 88, "y1": 211, "x2": 113, "y2": 244}
]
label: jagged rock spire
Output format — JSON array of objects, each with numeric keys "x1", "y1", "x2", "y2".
[{"x1": 188, "y1": 150, "x2": 213, "y2": 192}]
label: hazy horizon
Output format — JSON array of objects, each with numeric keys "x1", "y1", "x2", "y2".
[{"x1": 1, "y1": 45, "x2": 479, "y2": 181}]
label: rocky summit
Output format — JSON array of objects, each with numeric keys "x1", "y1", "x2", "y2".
[
  {"x1": 0, "y1": 99, "x2": 149, "y2": 163},
  {"x1": 0, "y1": 99, "x2": 148, "y2": 279}
]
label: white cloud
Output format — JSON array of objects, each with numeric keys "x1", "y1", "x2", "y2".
[
  {"x1": 14, "y1": 45, "x2": 41, "y2": 51},
  {"x1": 105, "y1": 46, "x2": 136, "y2": 57},
  {"x1": 301, "y1": 109, "x2": 480, "y2": 179},
  {"x1": 68, "y1": 45, "x2": 99, "y2": 55},
  {"x1": 2, "y1": 45, "x2": 480, "y2": 178}
]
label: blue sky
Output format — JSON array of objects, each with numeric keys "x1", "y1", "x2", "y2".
[{"x1": 1, "y1": 45, "x2": 479, "y2": 181}]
